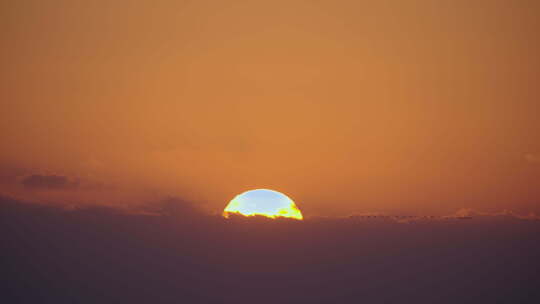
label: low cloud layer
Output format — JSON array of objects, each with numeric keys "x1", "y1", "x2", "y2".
[{"x1": 2, "y1": 196, "x2": 539, "y2": 304}]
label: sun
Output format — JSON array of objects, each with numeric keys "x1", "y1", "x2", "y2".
[{"x1": 223, "y1": 189, "x2": 303, "y2": 220}]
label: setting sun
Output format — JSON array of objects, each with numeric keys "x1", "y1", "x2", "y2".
[{"x1": 223, "y1": 189, "x2": 303, "y2": 220}]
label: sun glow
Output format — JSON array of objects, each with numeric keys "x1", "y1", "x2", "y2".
[{"x1": 223, "y1": 189, "x2": 303, "y2": 220}]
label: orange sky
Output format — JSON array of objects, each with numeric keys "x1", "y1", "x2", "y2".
[{"x1": 1, "y1": 0, "x2": 539, "y2": 215}]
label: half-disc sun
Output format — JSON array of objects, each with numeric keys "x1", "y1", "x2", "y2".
[{"x1": 223, "y1": 189, "x2": 303, "y2": 220}]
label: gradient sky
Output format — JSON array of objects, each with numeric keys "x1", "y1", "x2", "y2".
[{"x1": 1, "y1": 0, "x2": 539, "y2": 215}]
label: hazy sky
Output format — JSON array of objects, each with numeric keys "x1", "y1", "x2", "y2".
[{"x1": 1, "y1": 0, "x2": 539, "y2": 215}]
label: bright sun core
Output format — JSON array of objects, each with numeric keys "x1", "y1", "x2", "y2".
[{"x1": 223, "y1": 189, "x2": 303, "y2": 220}]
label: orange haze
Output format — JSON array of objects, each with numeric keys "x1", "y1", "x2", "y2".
[{"x1": 1, "y1": 1, "x2": 539, "y2": 216}]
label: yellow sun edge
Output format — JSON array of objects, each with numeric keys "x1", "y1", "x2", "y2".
[{"x1": 222, "y1": 210, "x2": 303, "y2": 220}]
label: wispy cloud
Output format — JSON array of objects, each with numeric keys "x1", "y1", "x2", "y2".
[{"x1": 21, "y1": 174, "x2": 79, "y2": 190}]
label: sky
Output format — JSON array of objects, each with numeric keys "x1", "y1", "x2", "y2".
[{"x1": 1, "y1": 0, "x2": 540, "y2": 216}]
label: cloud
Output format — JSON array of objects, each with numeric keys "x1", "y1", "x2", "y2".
[
  {"x1": 512, "y1": 212, "x2": 540, "y2": 221},
  {"x1": 448, "y1": 208, "x2": 479, "y2": 218},
  {"x1": 2, "y1": 196, "x2": 540, "y2": 303},
  {"x1": 346, "y1": 208, "x2": 540, "y2": 223},
  {"x1": 135, "y1": 197, "x2": 207, "y2": 218},
  {"x1": 0, "y1": 164, "x2": 30, "y2": 184},
  {"x1": 446, "y1": 208, "x2": 540, "y2": 221},
  {"x1": 21, "y1": 174, "x2": 79, "y2": 190}
]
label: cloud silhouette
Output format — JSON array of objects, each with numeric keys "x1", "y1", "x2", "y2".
[
  {"x1": 447, "y1": 208, "x2": 540, "y2": 221},
  {"x1": 21, "y1": 174, "x2": 79, "y2": 190},
  {"x1": 135, "y1": 197, "x2": 208, "y2": 218},
  {"x1": 345, "y1": 208, "x2": 540, "y2": 224}
]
